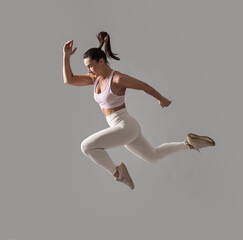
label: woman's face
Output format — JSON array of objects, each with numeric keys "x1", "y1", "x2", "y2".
[{"x1": 84, "y1": 57, "x2": 102, "y2": 77}]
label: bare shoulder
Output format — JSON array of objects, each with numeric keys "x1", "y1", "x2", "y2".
[
  {"x1": 114, "y1": 71, "x2": 133, "y2": 82},
  {"x1": 113, "y1": 70, "x2": 123, "y2": 82},
  {"x1": 114, "y1": 71, "x2": 148, "y2": 90},
  {"x1": 113, "y1": 70, "x2": 126, "y2": 88}
]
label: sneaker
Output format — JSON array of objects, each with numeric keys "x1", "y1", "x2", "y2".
[
  {"x1": 115, "y1": 162, "x2": 135, "y2": 190},
  {"x1": 186, "y1": 133, "x2": 216, "y2": 153}
]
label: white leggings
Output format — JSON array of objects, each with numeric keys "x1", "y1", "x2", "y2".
[{"x1": 81, "y1": 108, "x2": 188, "y2": 176}]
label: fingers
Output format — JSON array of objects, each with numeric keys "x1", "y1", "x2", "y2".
[
  {"x1": 159, "y1": 102, "x2": 165, "y2": 108},
  {"x1": 64, "y1": 40, "x2": 76, "y2": 52},
  {"x1": 72, "y1": 47, "x2": 77, "y2": 54},
  {"x1": 158, "y1": 100, "x2": 172, "y2": 108},
  {"x1": 65, "y1": 40, "x2": 73, "y2": 46}
]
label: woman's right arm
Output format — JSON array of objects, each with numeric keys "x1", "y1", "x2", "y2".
[
  {"x1": 63, "y1": 54, "x2": 73, "y2": 84},
  {"x1": 63, "y1": 40, "x2": 93, "y2": 86}
]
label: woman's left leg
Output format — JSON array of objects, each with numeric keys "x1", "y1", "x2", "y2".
[{"x1": 124, "y1": 117, "x2": 188, "y2": 163}]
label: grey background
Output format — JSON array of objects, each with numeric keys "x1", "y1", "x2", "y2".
[{"x1": 0, "y1": 0, "x2": 242, "y2": 239}]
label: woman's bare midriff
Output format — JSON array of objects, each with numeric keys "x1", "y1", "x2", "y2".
[{"x1": 101, "y1": 103, "x2": 126, "y2": 116}]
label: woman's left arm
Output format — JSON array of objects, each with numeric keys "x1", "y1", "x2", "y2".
[{"x1": 118, "y1": 73, "x2": 172, "y2": 108}]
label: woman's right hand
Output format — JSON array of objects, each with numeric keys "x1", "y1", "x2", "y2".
[{"x1": 63, "y1": 40, "x2": 77, "y2": 57}]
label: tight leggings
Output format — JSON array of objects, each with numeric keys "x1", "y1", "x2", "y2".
[{"x1": 81, "y1": 108, "x2": 188, "y2": 176}]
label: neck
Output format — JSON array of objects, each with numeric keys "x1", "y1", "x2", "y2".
[{"x1": 99, "y1": 66, "x2": 113, "y2": 80}]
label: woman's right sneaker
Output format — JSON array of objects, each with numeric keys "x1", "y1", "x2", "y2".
[
  {"x1": 115, "y1": 162, "x2": 135, "y2": 190},
  {"x1": 185, "y1": 133, "x2": 216, "y2": 153}
]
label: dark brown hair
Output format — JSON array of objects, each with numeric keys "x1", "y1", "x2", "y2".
[{"x1": 83, "y1": 31, "x2": 120, "y2": 65}]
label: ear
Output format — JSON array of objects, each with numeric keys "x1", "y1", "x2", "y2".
[{"x1": 99, "y1": 58, "x2": 105, "y2": 65}]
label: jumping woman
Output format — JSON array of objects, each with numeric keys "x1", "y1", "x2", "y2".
[{"x1": 63, "y1": 31, "x2": 216, "y2": 190}]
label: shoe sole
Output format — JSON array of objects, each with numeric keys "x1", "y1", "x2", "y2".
[
  {"x1": 187, "y1": 133, "x2": 216, "y2": 146},
  {"x1": 120, "y1": 162, "x2": 135, "y2": 190}
]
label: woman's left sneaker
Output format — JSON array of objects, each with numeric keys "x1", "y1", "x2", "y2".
[
  {"x1": 115, "y1": 162, "x2": 135, "y2": 190},
  {"x1": 185, "y1": 133, "x2": 216, "y2": 153}
]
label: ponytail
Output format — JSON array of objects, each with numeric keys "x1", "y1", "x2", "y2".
[
  {"x1": 96, "y1": 31, "x2": 120, "y2": 60},
  {"x1": 83, "y1": 31, "x2": 120, "y2": 65}
]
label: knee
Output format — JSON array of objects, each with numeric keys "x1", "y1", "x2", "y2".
[
  {"x1": 150, "y1": 158, "x2": 158, "y2": 163},
  {"x1": 141, "y1": 153, "x2": 158, "y2": 163},
  {"x1": 145, "y1": 156, "x2": 158, "y2": 164},
  {"x1": 81, "y1": 139, "x2": 94, "y2": 155}
]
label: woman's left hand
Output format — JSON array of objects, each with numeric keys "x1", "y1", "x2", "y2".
[{"x1": 158, "y1": 99, "x2": 172, "y2": 108}]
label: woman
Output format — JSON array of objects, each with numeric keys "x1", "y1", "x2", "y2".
[{"x1": 63, "y1": 31, "x2": 216, "y2": 190}]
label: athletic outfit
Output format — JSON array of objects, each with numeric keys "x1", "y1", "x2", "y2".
[
  {"x1": 81, "y1": 69, "x2": 188, "y2": 176},
  {"x1": 93, "y1": 70, "x2": 125, "y2": 108}
]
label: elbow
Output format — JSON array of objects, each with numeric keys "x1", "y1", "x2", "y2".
[
  {"x1": 143, "y1": 83, "x2": 151, "y2": 93},
  {"x1": 63, "y1": 76, "x2": 72, "y2": 85},
  {"x1": 63, "y1": 74, "x2": 73, "y2": 85},
  {"x1": 63, "y1": 76, "x2": 69, "y2": 84}
]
